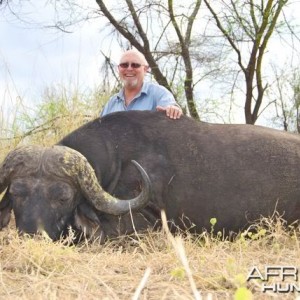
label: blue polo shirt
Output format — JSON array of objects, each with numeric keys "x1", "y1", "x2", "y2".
[{"x1": 100, "y1": 81, "x2": 178, "y2": 117}]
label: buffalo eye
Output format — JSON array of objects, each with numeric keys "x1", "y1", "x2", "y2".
[
  {"x1": 9, "y1": 180, "x2": 30, "y2": 198},
  {"x1": 47, "y1": 182, "x2": 75, "y2": 208}
]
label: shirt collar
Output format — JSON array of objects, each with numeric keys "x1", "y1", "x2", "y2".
[{"x1": 116, "y1": 82, "x2": 149, "y2": 102}]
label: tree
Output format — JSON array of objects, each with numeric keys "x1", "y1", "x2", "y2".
[
  {"x1": 271, "y1": 64, "x2": 300, "y2": 132},
  {"x1": 203, "y1": 0, "x2": 289, "y2": 124},
  {"x1": 2, "y1": 0, "x2": 299, "y2": 125}
]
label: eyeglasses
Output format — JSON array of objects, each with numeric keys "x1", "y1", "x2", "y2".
[{"x1": 119, "y1": 62, "x2": 144, "y2": 69}]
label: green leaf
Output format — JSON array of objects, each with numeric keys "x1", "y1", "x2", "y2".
[
  {"x1": 234, "y1": 287, "x2": 253, "y2": 300},
  {"x1": 170, "y1": 267, "x2": 185, "y2": 279},
  {"x1": 210, "y1": 218, "x2": 217, "y2": 226}
]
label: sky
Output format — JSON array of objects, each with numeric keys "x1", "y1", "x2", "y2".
[{"x1": 0, "y1": 1, "x2": 114, "y2": 119}]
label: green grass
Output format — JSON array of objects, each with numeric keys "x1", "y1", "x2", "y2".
[{"x1": 0, "y1": 84, "x2": 109, "y2": 155}]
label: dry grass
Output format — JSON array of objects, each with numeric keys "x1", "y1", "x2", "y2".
[{"x1": 0, "y1": 215, "x2": 299, "y2": 299}]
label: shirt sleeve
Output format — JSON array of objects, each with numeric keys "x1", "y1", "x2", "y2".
[
  {"x1": 154, "y1": 85, "x2": 180, "y2": 108},
  {"x1": 100, "y1": 95, "x2": 119, "y2": 117},
  {"x1": 100, "y1": 103, "x2": 109, "y2": 117}
]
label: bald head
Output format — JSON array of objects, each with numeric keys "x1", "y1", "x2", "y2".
[{"x1": 119, "y1": 50, "x2": 148, "y2": 66}]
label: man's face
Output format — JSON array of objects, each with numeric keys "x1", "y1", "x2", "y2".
[{"x1": 118, "y1": 52, "x2": 148, "y2": 90}]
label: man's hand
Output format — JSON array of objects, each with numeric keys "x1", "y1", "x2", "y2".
[{"x1": 156, "y1": 105, "x2": 183, "y2": 119}]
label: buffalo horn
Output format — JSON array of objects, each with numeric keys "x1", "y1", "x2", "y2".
[
  {"x1": 0, "y1": 146, "x2": 30, "y2": 195},
  {"x1": 60, "y1": 147, "x2": 152, "y2": 215},
  {"x1": 0, "y1": 145, "x2": 151, "y2": 216}
]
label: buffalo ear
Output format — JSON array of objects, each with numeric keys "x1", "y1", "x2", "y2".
[
  {"x1": 73, "y1": 203, "x2": 105, "y2": 243},
  {"x1": 0, "y1": 191, "x2": 12, "y2": 230}
]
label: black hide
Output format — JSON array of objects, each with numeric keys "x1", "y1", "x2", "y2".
[{"x1": 58, "y1": 111, "x2": 300, "y2": 238}]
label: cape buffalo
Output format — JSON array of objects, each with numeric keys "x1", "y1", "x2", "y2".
[{"x1": 0, "y1": 111, "x2": 299, "y2": 241}]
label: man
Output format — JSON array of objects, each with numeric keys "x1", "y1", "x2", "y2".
[{"x1": 100, "y1": 49, "x2": 183, "y2": 119}]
